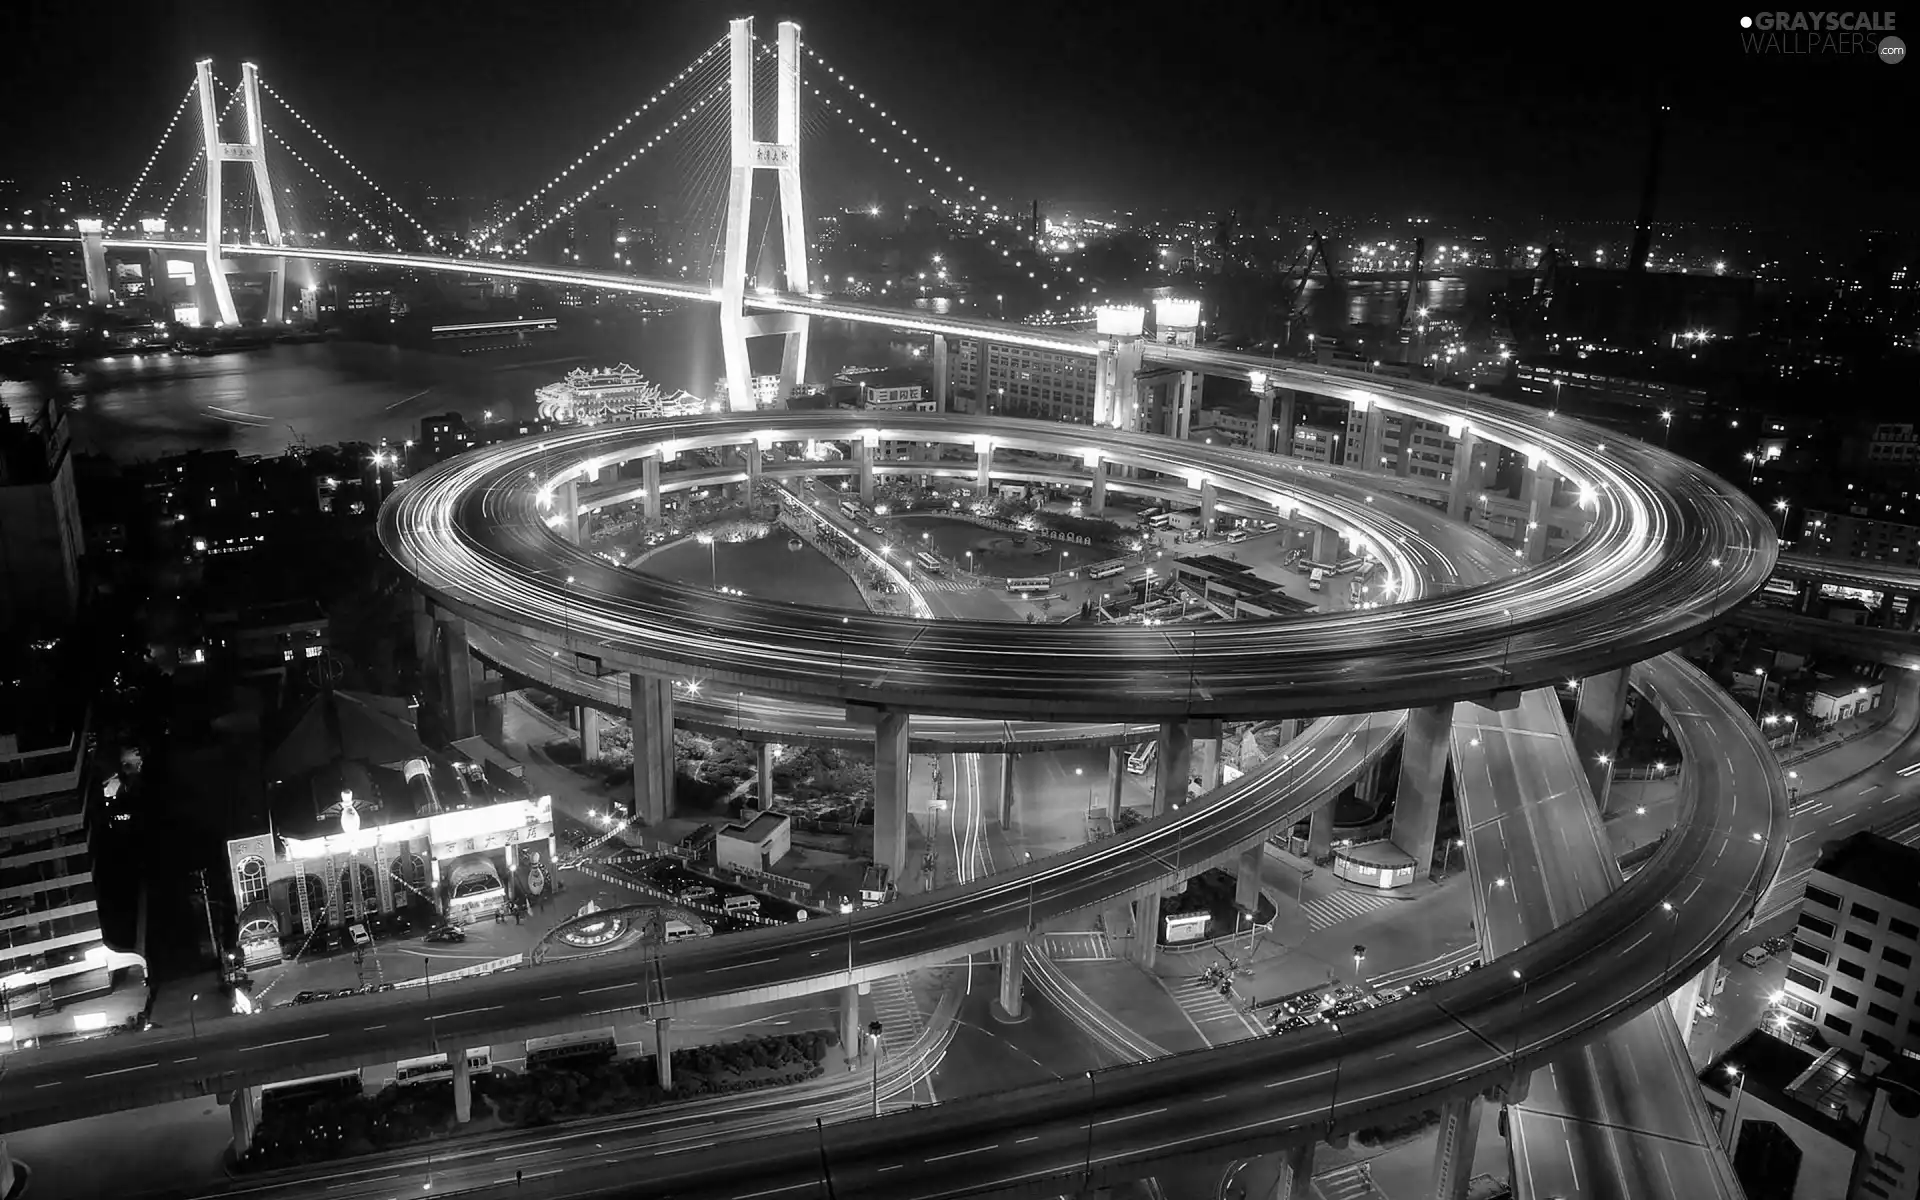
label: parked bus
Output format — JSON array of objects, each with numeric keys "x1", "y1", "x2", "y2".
[
  {"x1": 1006, "y1": 576, "x2": 1050, "y2": 593},
  {"x1": 839, "y1": 500, "x2": 862, "y2": 520},
  {"x1": 1137, "y1": 507, "x2": 1164, "y2": 525},
  {"x1": 1226, "y1": 529, "x2": 1248, "y2": 544},
  {"x1": 261, "y1": 1070, "x2": 363, "y2": 1110},
  {"x1": 1336, "y1": 556, "x2": 1370, "y2": 575},
  {"x1": 1144, "y1": 511, "x2": 1172, "y2": 529},
  {"x1": 915, "y1": 551, "x2": 945, "y2": 575},
  {"x1": 1308, "y1": 568, "x2": 1326, "y2": 592},
  {"x1": 394, "y1": 1048, "x2": 493, "y2": 1088},
  {"x1": 524, "y1": 1028, "x2": 619, "y2": 1071},
  {"x1": 1087, "y1": 562, "x2": 1127, "y2": 580}
]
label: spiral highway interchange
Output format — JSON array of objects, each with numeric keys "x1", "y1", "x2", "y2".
[{"x1": 0, "y1": 374, "x2": 1785, "y2": 1200}]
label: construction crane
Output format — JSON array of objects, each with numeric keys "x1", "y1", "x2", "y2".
[{"x1": 1279, "y1": 230, "x2": 1336, "y2": 354}]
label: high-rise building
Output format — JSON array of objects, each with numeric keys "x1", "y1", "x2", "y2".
[
  {"x1": 1800, "y1": 506, "x2": 1920, "y2": 568},
  {"x1": 1343, "y1": 407, "x2": 1464, "y2": 483},
  {"x1": 1785, "y1": 833, "x2": 1920, "y2": 1064},
  {"x1": 0, "y1": 401, "x2": 82, "y2": 637},
  {"x1": 951, "y1": 340, "x2": 1097, "y2": 423},
  {"x1": 0, "y1": 700, "x2": 149, "y2": 1046}
]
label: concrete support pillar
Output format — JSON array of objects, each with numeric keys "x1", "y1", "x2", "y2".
[
  {"x1": 931, "y1": 334, "x2": 949, "y2": 410},
  {"x1": 1447, "y1": 429, "x2": 1480, "y2": 522},
  {"x1": 1312, "y1": 523, "x2": 1336, "y2": 564},
  {"x1": 1672, "y1": 958, "x2": 1722, "y2": 1047},
  {"x1": 1196, "y1": 735, "x2": 1222, "y2": 792},
  {"x1": 629, "y1": 673, "x2": 676, "y2": 826},
  {"x1": 558, "y1": 479, "x2": 581, "y2": 544},
  {"x1": 1089, "y1": 457, "x2": 1108, "y2": 513},
  {"x1": 1199, "y1": 481, "x2": 1218, "y2": 537},
  {"x1": 1573, "y1": 667, "x2": 1629, "y2": 811},
  {"x1": 579, "y1": 706, "x2": 602, "y2": 763},
  {"x1": 1275, "y1": 391, "x2": 1297, "y2": 456},
  {"x1": 1176, "y1": 371, "x2": 1197, "y2": 440},
  {"x1": 1431, "y1": 1096, "x2": 1484, "y2": 1200},
  {"x1": 1153, "y1": 720, "x2": 1194, "y2": 815},
  {"x1": 757, "y1": 741, "x2": 776, "y2": 808},
  {"x1": 1255, "y1": 390, "x2": 1275, "y2": 453},
  {"x1": 79, "y1": 230, "x2": 111, "y2": 304},
  {"x1": 1132, "y1": 887, "x2": 1162, "y2": 968},
  {"x1": 840, "y1": 983, "x2": 863, "y2": 1069},
  {"x1": 411, "y1": 592, "x2": 434, "y2": 666},
  {"x1": 744, "y1": 440, "x2": 762, "y2": 498},
  {"x1": 857, "y1": 439, "x2": 875, "y2": 505},
  {"x1": 999, "y1": 753, "x2": 1017, "y2": 830},
  {"x1": 1271, "y1": 1142, "x2": 1316, "y2": 1199},
  {"x1": 974, "y1": 440, "x2": 993, "y2": 494},
  {"x1": 873, "y1": 711, "x2": 910, "y2": 882},
  {"x1": 655, "y1": 1017, "x2": 673, "y2": 1089},
  {"x1": 1524, "y1": 464, "x2": 1556, "y2": 564},
  {"x1": 1389, "y1": 702, "x2": 1456, "y2": 878},
  {"x1": 1392, "y1": 416, "x2": 1415, "y2": 477},
  {"x1": 1235, "y1": 844, "x2": 1263, "y2": 912},
  {"x1": 994, "y1": 938, "x2": 1028, "y2": 1021},
  {"x1": 452, "y1": 1049, "x2": 473, "y2": 1124},
  {"x1": 1308, "y1": 802, "x2": 1334, "y2": 860},
  {"x1": 642, "y1": 453, "x2": 662, "y2": 520},
  {"x1": 1106, "y1": 746, "x2": 1125, "y2": 821},
  {"x1": 437, "y1": 617, "x2": 476, "y2": 741},
  {"x1": 228, "y1": 1085, "x2": 260, "y2": 1159}
]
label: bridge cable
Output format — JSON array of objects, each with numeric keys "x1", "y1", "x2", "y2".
[
  {"x1": 113, "y1": 79, "x2": 199, "y2": 230},
  {"x1": 474, "y1": 35, "x2": 729, "y2": 249},
  {"x1": 508, "y1": 68, "x2": 732, "y2": 258},
  {"x1": 258, "y1": 79, "x2": 442, "y2": 251},
  {"x1": 159, "y1": 82, "x2": 241, "y2": 235}
]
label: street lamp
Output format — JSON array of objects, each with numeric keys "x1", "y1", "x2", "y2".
[
  {"x1": 866, "y1": 1020, "x2": 884, "y2": 1117},
  {"x1": 189, "y1": 992, "x2": 200, "y2": 1040},
  {"x1": 1352, "y1": 944, "x2": 1366, "y2": 987},
  {"x1": 1659, "y1": 409, "x2": 1673, "y2": 448},
  {"x1": 1752, "y1": 667, "x2": 1767, "y2": 722}
]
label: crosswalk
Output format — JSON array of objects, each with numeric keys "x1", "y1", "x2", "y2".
[
  {"x1": 1167, "y1": 975, "x2": 1264, "y2": 1043},
  {"x1": 868, "y1": 974, "x2": 924, "y2": 1059},
  {"x1": 1313, "y1": 1161, "x2": 1387, "y2": 1200},
  {"x1": 1300, "y1": 888, "x2": 1404, "y2": 931},
  {"x1": 1039, "y1": 931, "x2": 1113, "y2": 961}
]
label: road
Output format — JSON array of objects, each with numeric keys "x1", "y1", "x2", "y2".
[
  {"x1": 1453, "y1": 662, "x2": 1772, "y2": 1200},
  {"x1": 382, "y1": 409, "x2": 1775, "y2": 721}
]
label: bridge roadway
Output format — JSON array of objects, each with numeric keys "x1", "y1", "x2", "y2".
[
  {"x1": 470, "y1": 624, "x2": 1158, "y2": 752},
  {"x1": 385, "y1": 410, "x2": 1772, "y2": 721},
  {"x1": 1458, "y1": 659, "x2": 1775, "y2": 1200},
  {"x1": 0, "y1": 708, "x2": 1404, "y2": 1132},
  {"x1": 1773, "y1": 552, "x2": 1920, "y2": 595}
]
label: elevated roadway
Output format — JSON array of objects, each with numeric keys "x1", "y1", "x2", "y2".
[
  {"x1": 1455, "y1": 658, "x2": 1778, "y2": 1200},
  {"x1": 384, "y1": 409, "x2": 1772, "y2": 721},
  {"x1": 469, "y1": 623, "x2": 1157, "y2": 752}
]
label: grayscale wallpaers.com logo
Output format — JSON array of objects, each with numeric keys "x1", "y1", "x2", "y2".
[{"x1": 1737, "y1": 12, "x2": 1905, "y2": 61}]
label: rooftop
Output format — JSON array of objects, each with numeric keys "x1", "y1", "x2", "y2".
[
  {"x1": 1702, "y1": 1030, "x2": 1868, "y2": 1146},
  {"x1": 1814, "y1": 831, "x2": 1920, "y2": 913},
  {"x1": 720, "y1": 810, "x2": 790, "y2": 842}
]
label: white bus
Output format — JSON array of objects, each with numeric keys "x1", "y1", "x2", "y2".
[
  {"x1": 915, "y1": 551, "x2": 945, "y2": 575},
  {"x1": 394, "y1": 1048, "x2": 493, "y2": 1087},
  {"x1": 1087, "y1": 562, "x2": 1127, "y2": 580},
  {"x1": 524, "y1": 1028, "x2": 619, "y2": 1071},
  {"x1": 261, "y1": 1069, "x2": 363, "y2": 1109},
  {"x1": 1006, "y1": 576, "x2": 1050, "y2": 593},
  {"x1": 839, "y1": 500, "x2": 863, "y2": 520}
]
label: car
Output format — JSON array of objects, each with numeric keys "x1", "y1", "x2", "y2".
[
  {"x1": 292, "y1": 990, "x2": 322, "y2": 1005},
  {"x1": 426, "y1": 926, "x2": 466, "y2": 944},
  {"x1": 869, "y1": 525, "x2": 885, "y2": 536}
]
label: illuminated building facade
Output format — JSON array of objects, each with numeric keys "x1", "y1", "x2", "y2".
[
  {"x1": 535, "y1": 365, "x2": 713, "y2": 425},
  {"x1": 951, "y1": 340, "x2": 1097, "y2": 422}
]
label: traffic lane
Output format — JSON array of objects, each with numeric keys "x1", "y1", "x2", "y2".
[{"x1": 0, "y1": 714, "x2": 1402, "y2": 1127}]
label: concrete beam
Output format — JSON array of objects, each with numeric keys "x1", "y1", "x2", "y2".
[
  {"x1": 439, "y1": 616, "x2": 476, "y2": 741},
  {"x1": 857, "y1": 439, "x2": 875, "y2": 505},
  {"x1": 1089, "y1": 457, "x2": 1108, "y2": 513},
  {"x1": 998, "y1": 753, "x2": 1017, "y2": 830},
  {"x1": 1106, "y1": 746, "x2": 1125, "y2": 822},
  {"x1": 1234, "y1": 845, "x2": 1263, "y2": 913},
  {"x1": 757, "y1": 741, "x2": 775, "y2": 808},
  {"x1": 452, "y1": 1049, "x2": 473, "y2": 1123},
  {"x1": 1524, "y1": 464, "x2": 1555, "y2": 563},
  {"x1": 1446, "y1": 429, "x2": 1479, "y2": 523},
  {"x1": 579, "y1": 706, "x2": 602, "y2": 762},
  {"x1": 655, "y1": 1017, "x2": 673, "y2": 1089},
  {"x1": 1132, "y1": 887, "x2": 1162, "y2": 969},
  {"x1": 641, "y1": 453, "x2": 661, "y2": 520}
]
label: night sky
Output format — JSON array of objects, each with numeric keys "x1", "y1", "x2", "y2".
[{"x1": 3, "y1": 0, "x2": 1911, "y2": 227}]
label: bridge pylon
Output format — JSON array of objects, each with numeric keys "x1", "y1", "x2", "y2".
[
  {"x1": 194, "y1": 59, "x2": 287, "y2": 326},
  {"x1": 717, "y1": 18, "x2": 810, "y2": 412}
]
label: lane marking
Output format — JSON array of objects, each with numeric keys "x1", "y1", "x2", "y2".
[
  {"x1": 1094, "y1": 1107, "x2": 1167, "y2": 1126},
  {"x1": 705, "y1": 957, "x2": 780, "y2": 973},
  {"x1": 85, "y1": 1063, "x2": 157, "y2": 1079},
  {"x1": 243, "y1": 1034, "x2": 330, "y2": 1051},
  {"x1": 924, "y1": 1145, "x2": 999, "y2": 1162},
  {"x1": 431, "y1": 1005, "x2": 503, "y2": 1020},
  {"x1": 579, "y1": 983, "x2": 639, "y2": 995}
]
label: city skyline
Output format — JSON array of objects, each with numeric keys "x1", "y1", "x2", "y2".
[{"x1": 2, "y1": 0, "x2": 1911, "y2": 228}]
